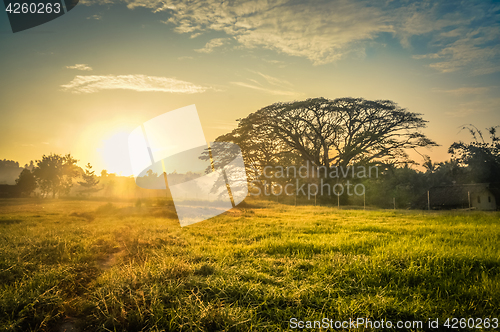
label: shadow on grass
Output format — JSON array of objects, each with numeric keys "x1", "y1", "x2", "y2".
[{"x1": 0, "y1": 218, "x2": 23, "y2": 225}]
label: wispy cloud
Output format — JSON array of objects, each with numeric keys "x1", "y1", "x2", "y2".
[
  {"x1": 247, "y1": 78, "x2": 261, "y2": 86},
  {"x1": 435, "y1": 87, "x2": 491, "y2": 95},
  {"x1": 190, "y1": 32, "x2": 202, "y2": 39},
  {"x1": 210, "y1": 120, "x2": 239, "y2": 131},
  {"x1": 231, "y1": 82, "x2": 298, "y2": 96},
  {"x1": 61, "y1": 74, "x2": 208, "y2": 94},
  {"x1": 445, "y1": 98, "x2": 500, "y2": 117},
  {"x1": 248, "y1": 70, "x2": 292, "y2": 87},
  {"x1": 66, "y1": 64, "x2": 93, "y2": 71},
  {"x1": 87, "y1": 14, "x2": 102, "y2": 20},
  {"x1": 195, "y1": 38, "x2": 229, "y2": 53},
  {"x1": 445, "y1": 107, "x2": 485, "y2": 118},
  {"x1": 261, "y1": 58, "x2": 287, "y2": 68},
  {"x1": 399, "y1": 1, "x2": 500, "y2": 75},
  {"x1": 413, "y1": 26, "x2": 500, "y2": 75},
  {"x1": 395, "y1": 3, "x2": 471, "y2": 48},
  {"x1": 21, "y1": 142, "x2": 50, "y2": 146}
]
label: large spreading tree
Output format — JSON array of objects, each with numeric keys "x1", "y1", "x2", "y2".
[{"x1": 216, "y1": 98, "x2": 437, "y2": 175}]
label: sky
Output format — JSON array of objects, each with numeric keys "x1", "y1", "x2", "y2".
[{"x1": 0, "y1": 0, "x2": 499, "y2": 176}]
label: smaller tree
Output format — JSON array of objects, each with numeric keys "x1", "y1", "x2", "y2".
[
  {"x1": 78, "y1": 163, "x2": 100, "y2": 196},
  {"x1": 449, "y1": 125, "x2": 500, "y2": 183},
  {"x1": 16, "y1": 168, "x2": 37, "y2": 196},
  {"x1": 100, "y1": 170, "x2": 116, "y2": 197},
  {"x1": 23, "y1": 160, "x2": 35, "y2": 171},
  {"x1": 421, "y1": 155, "x2": 441, "y2": 174},
  {"x1": 33, "y1": 153, "x2": 79, "y2": 198}
]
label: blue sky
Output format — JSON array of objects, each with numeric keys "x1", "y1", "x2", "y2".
[{"x1": 0, "y1": 0, "x2": 499, "y2": 174}]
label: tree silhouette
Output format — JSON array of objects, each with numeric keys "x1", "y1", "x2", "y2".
[
  {"x1": 0, "y1": 159, "x2": 23, "y2": 185},
  {"x1": 78, "y1": 163, "x2": 101, "y2": 196},
  {"x1": 33, "y1": 153, "x2": 79, "y2": 198},
  {"x1": 449, "y1": 125, "x2": 500, "y2": 183},
  {"x1": 100, "y1": 170, "x2": 117, "y2": 197},
  {"x1": 217, "y1": 97, "x2": 437, "y2": 174},
  {"x1": 15, "y1": 168, "x2": 37, "y2": 196}
]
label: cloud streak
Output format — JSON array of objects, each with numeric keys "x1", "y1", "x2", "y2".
[
  {"x1": 231, "y1": 81, "x2": 298, "y2": 96},
  {"x1": 412, "y1": 26, "x2": 500, "y2": 75},
  {"x1": 435, "y1": 87, "x2": 490, "y2": 95},
  {"x1": 195, "y1": 38, "x2": 229, "y2": 53},
  {"x1": 445, "y1": 97, "x2": 500, "y2": 117},
  {"x1": 61, "y1": 75, "x2": 208, "y2": 94},
  {"x1": 66, "y1": 64, "x2": 93, "y2": 71},
  {"x1": 250, "y1": 70, "x2": 292, "y2": 88}
]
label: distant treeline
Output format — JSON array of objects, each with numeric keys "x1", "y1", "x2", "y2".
[
  {"x1": 2, "y1": 98, "x2": 499, "y2": 208},
  {"x1": 1, "y1": 155, "x2": 169, "y2": 199}
]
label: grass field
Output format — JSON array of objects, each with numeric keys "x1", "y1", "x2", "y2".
[{"x1": 0, "y1": 198, "x2": 499, "y2": 331}]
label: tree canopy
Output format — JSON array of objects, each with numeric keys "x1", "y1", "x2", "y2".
[
  {"x1": 15, "y1": 168, "x2": 37, "y2": 196},
  {"x1": 216, "y1": 98, "x2": 437, "y2": 173},
  {"x1": 78, "y1": 163, "x2": 101, "y2": 196},
  {"x1": 449, "y1": 125, "x2": 500, "y2": 183},
  {"x1": 33, "y1": 153, "x2": 79, "y2": 198}
]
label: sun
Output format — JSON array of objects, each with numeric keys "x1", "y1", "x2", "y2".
[{"x1": 97, "y1": 130, "x2": 134, "y2": 176}]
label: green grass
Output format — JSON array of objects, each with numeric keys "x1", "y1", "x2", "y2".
[{"x1": 0, "y1": 198, "x2": 499, "y2": 331}]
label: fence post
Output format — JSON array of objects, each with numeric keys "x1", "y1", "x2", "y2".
[{"x1": 427, "y1": 190, "x2": 430, "y2": 210}]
